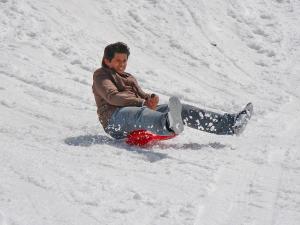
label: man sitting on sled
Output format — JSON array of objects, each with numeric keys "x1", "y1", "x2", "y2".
[{"x1": 92, "y1": 42, "x2": 253, "y2": 141}]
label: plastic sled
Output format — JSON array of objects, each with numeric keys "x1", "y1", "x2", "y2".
[{"x1": 126, "y1": 130, "x2": 176, "y2": 146}]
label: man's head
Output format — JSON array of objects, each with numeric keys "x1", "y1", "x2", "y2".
[{"x1": 102, "y1": 42, "x2": 130, "y2": 74}]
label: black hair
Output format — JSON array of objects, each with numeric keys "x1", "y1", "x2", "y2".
[{"x1": 101, "y1": 42, "x2": 130, "y2": 67}]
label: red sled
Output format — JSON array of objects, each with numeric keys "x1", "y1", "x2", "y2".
[{"x1": 126, "y1": 130, "x2": 176, "y2": 146}]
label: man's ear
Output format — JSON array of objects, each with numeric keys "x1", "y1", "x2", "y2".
[{"x1": 104, "y1": 58, "x2": 111, "y2": 67}]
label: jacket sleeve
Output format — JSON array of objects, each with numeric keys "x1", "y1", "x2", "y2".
[
  {"x1": 131, "y1": 76, "x2": 151, "y2": 100},
  {"x1": 94, "y1": 75, "x2": 144, "y2": 107}
]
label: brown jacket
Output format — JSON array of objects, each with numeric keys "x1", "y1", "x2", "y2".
[{"x1": 92, "y1": 67, "x2": 151, "y2": 128}]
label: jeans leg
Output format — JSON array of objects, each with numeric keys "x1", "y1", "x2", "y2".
[
  {"x1": 105, "y1": 106, "x2": 174, "y2": 139},
  {"x1": 181, "y1": 104, "x2": 235, "y2": 135}
]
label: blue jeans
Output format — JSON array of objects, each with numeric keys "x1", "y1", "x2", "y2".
[{"x1": 105, "y1": 104, "x2": 235, "y2": 139}]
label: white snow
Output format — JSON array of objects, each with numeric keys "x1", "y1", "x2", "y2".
[{"x1": 1, "y1": 0, "x2": 300, "y2": 224}]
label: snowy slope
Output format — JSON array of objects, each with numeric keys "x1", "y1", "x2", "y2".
[{"x1": 1, "y1": 0, "x2": 300, "y2": 224}]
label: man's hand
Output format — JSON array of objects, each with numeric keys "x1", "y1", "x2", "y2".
[{"x1": 144, "y1": 94, "x2": 159, "y2": 110}]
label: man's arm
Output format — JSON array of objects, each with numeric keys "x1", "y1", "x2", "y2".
[
  {"x1": 130, "y1": 75, "x2": 159, "y2": 109},
  {"x1": 131, "y1": 76, "x2": 152, "y2": 100},
  {"x1": 94, "y1": 75, "x2": 144, "y2": 107}
]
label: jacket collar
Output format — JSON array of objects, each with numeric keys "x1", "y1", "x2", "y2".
[{"x1": 102, "y1": 67, "x2": 130, "y2": 78}]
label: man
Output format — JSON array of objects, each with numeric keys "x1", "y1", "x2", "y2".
[{"x1": 92, "y1": 42, "x2": 253, "y2": 139}]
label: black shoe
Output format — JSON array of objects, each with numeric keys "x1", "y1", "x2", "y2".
[{"x1": 233, "y1": 102, "x2": 253, "y2": 135}]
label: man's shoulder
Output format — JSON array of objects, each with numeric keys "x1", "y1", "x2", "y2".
[{"x1": 93, "y1": 67, "x2": 112, "y2": 79}]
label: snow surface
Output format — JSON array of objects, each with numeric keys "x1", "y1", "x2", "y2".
[{"x1": 1, "y1": 0, "x2": 300, "y2": 224}]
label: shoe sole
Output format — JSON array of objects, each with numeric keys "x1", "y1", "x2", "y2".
[
  {"x1": 168, "y1": 96, "x2": 184, "y2": 134},
  {"x1": 245, "y1": 102, "x2": 254, "y2": 119},
  {"x1": 234, "y1": 102, "x2": 254, "y2": 135}
]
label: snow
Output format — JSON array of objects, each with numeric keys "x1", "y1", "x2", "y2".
[{"x1": 1, "y1": 0, "x2": 300, "y2": 224}]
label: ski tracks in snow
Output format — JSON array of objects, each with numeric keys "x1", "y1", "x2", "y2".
[
  {"x1": 1, "y1": 0, "x2": 300, "y2": 225},
  {"x1": 191, "y1": 0, "x2": 300, "y2": 224},
  {"x1": 193, "y1": 95, "x2": 300, "y2": 225}
]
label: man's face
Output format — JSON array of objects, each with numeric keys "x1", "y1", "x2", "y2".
[{"x1": 105, "y1": 53, "x2": 128, "y2": 74}]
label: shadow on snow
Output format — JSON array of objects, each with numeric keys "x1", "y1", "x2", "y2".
[{"x1": 64, "y1": 134, "x2": 228, "y2": 163}]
